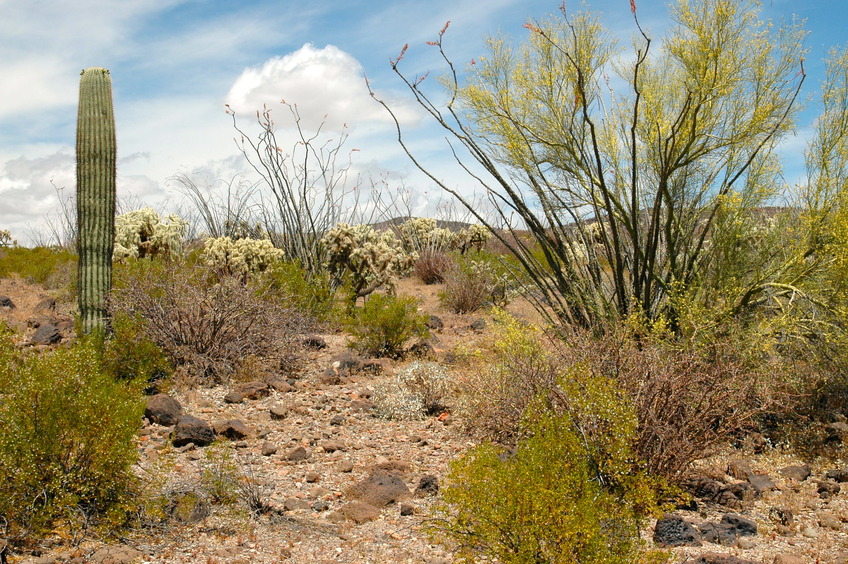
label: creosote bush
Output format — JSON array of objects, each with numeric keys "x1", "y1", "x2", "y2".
[
  {"x1": 433, "y1": 396, "x2": 661, "y2": 563},
  {"x1": 258, "y1": 260, "x2": 337, "y2": 325},
  {"x1": 0, "y1": 330, "x2": 144, "y2": 547},
  {"x1": 346, "y1": 293, "x2": 429, "y2": 358},
  {"x1": 0, "y1": 246, "x2": 76, "y2": 291}
]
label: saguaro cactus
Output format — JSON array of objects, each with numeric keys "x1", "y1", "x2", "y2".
[{"x1": 76, "y1": 67, "x2": 116, "y2": 334}]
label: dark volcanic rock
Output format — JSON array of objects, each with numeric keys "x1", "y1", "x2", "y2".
[
  {"x1": 172, "y1": 415, "x2": 215, "y2": 447},
  {"x1": 653, "y1": 514, "x2": 702, "y2": 547},
  {"x1": 145, "y1": 393, "x2": 183, "y2": 426}
]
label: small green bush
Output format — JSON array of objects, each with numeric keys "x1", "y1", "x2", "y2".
[
  {"x1": 440, "y1": 252, "x2": 511, "y2": 313},
  {"x1": 346, "y1": 293, "x2": 429, "y2": 358},
  {"x1": 433, "y1": 397, "x2": 657, "y2": 564},
  {"x1": 259, "y1": 260, "x2": 337, "y2": 325},
  {"x1": 0, "y1": 333, "x2": 144, "y2": 545},
  {"x1": 100, "y1": 311, "x2": 173, "y2": 385}
]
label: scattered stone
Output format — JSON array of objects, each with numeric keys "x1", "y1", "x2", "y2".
[
  {"x1": 426, "y1": 315, "x2": 443, "y2": 330},
  {"x1": 338, "y1": 500, "x2": 380, "y2": 524},
  {"x1": 698, "y1": 514, "x2": 757, "y2": 546},
  {"x1": 683, "y1": 553, "x2": 760, "y2": 564},
  {"x1": 408, "y1": 340, "x2": 437, "y2": 359},
  {"x1": 817, "y1": 510, "x2": 842, "y2": 530},
  {"x1": 34, "y1": 297, "x2": 55, "y2": 312},
  {"x1": 320, "y1": 439, "x2": 345, "y2": 453},
  {"x1": 683, "y1": 475, "x2": 743, "y2": 509},
  {"x1": 470, "y1": 318, "x2": 486, "y2": 332},
  {"x1": 223, "y1": 391, "x2": 244, "y2": 404},
  {"x1": 172, "y1": 415, "x2": 215, "y2": 447},
  {"x1": 305, "y1": 471, "x2": 320, "y2": 483},
  {"x1": 313, "y1": 500, "x2": 330, "y2": 512},
  {"x1": 302, "y1": 335, "x2": 328, "y2": 350},
  {"x1": 747, "y1": 473, "x2": 776, "y2": 494},
  {"x1": 801, "y1": 526, "x2": 819, "y2": 539},
  {"x1": 345, "y1": 468, "x2": 411, "y2": 507},
  {"x1": 779, "y1": 464, "x2": 811, "y2": 482},
  {"x1": 813, "y1": 479, "x2": 841, "y2": 499},
  {"x1": 212, "y1": 419, "x2": 251, "y2": 440},
  {"x1": 233, "y1": 381, "x2": 271, "y2": 400},
  {"x1": 87, "y1": 545, "x2": 145, "y2": 564},
  {"x1": 269, "y1": 404, "x2": 289, "y2": 420},
  {"x1": 720, "y1": 513, "x2": 758, "y2": 537},
  {"x1": 653, "y1": 514, "x2": 702, "y2": 547},
  {"x1": 773, "y1": 554, "x2": 806, "y2": 564},
  {"x1": 399, "y1": 502, "x2": 415, "y2": 516},
  {"x1": 30, "y1": 323, "x2": 61, "y2": 345},
  {"x1": 825, "y1": 467, "x2": 848, "y2": 482},
  {"x1": 835, "y1": 552, "x2": 848, "y2": 564},
  {"x1": 769, "y1": 506, "x2": 794, "y2": 526},
  {"x1": 261, "y1": 442, "x2": 278, "y2": 456},
  {"x1": 337, "y1": 460, "x2": 354, "y2": 473},
  {"x1": 0, "y1": 296, "x2": 15, "y2": 308},
  {"x1": 727, "y1": 458, "x2": 754, "y2": 480},
  {"x1": 287, "y1": 446, "x2": 310, "y2": 462},
  {"x1": 145, "y1": 394, "x2": 183, "y2": 426},
  {"x1": 329, "y1": 414, "x2": 345, "y2": 426},
  {"x1": 415, "y1": 474, "x2": 439, "y2": 497}
]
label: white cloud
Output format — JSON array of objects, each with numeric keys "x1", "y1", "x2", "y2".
[{"x1": 226, "y1": 44, "x2": 421, "y2": 132}]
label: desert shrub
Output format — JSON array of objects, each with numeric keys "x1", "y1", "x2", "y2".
[
  {"x1": 440, "y1": 252, "x2": 511, "y2": 313},
  {"x1": 346, "y1": 293, "x2": 429, "y2": 358},
  {"x1": 111, "y1": 258, "x2": 305, "y2": 384},
  {"x1": 322, "y1": 222, "x2": 416, "y2": 298},
  {"x1": 413, "y1": 249, "x2": 454, "y2": 284},
  {"x1": 258, "y1": 260, "x2": 337, "y2": 325},
  {"x1": 202, "y1": 235, "x2": 285, "y2": 280},
  {"x1": 99, "y1": 311, "x2": 173, "y2": 386},
  {"x1": 432, "y1": 394, "x2": 659, "y2": 564},
  {"x1": 373, "y1": 361, "x2": 450, "y2": 420},
  {"x1": 0, "y1": 246, "x2": 76, "y2": 290},
  {"x1": 0, "y1": 333, "x2": 144, "y2": 546},
  {"x1": 114, "y1": 207, "x2": 187, "y2": 260}
]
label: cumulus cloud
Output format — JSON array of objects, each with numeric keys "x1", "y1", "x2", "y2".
[{"x1": 226, "y1": 44, "x2": 421, "y2": 132}]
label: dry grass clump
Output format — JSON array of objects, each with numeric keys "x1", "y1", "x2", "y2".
[{"x1": 413, "y1": 249, "x2": 454, "y2": 284}]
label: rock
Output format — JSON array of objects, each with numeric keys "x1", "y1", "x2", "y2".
[
  {"x1": 698, "y1": 514, "x2": 758, "y2": 546},
  {"x1": 683, "y1": 475, "x2": 743, "y2": 509},
  {"x1": 269, "y1": 404, "x2": 289, "y2": 420},
  {"x1": 817, "y1": 510, "x2": 842, "y2": 530},
  {"x1": 747, "y1": 473, "x2": 776, "y2": 494},
  {"x1": 269, "y1": 379, "x2": 295, "y2": 393},
  {"x1": 408, "y1": 340, "x2": 437, "y2": 359},
  {"x1": 769, "y1": 506, "x2": 794, "y2": 526},
  {"x1": 233, "y1": 381, "x2": 270, "y2": 400},
  {"x1": 261, "y1": 441, "x2": 277, "y2": 456},
  {"x1": 313, "y1": 500, "x2": 330, "y2": 512},
  {"x1": 283, "y1": 498, "x2": 311, "y2": 512},
  {"x1": 426, "y1": 315, "x2": 443, "y2": 330},
  {"x1": 653, "y1": 514, "x2": 702, "y2": 547},
  {"x1": 415, "y1": 474, "x2": 439, "y2": 497},
  {"x1": 302, "y1": 335, "x2": 328, "y2": 350},
  {"x1": 34, "y1": 297, "x2": 55, "y2": 312},
  {"x1": 399, "y1": 502, "x2": 415, "y2": 516},
  {"x1": 145, "y1": 394, "x2": 183, "y2": 426},
  {"x1": 727, "y1": 458, "x2": 754, "y2": 480},
  {"x1": 779, "y1": 464, "x2": 811, "y2": 482},
  {"x1": 305, "y1": 471, "x2": 320, "y2": 483},
  {"x1": 349, "y1": 399, "x2": 374, "y2": 412},
  {"x1": 223, "y1": 391, "x2": 244, "y2": 404},
  {"x1": 813, "y1": 479, "x2": 841, "y2": 499},
  {"x1": 801, "y1": 526, "x2": 819, "y2": 538},
  {"x1": 0, "y1": 296, "x2": 15, "y2": 308},
  {"x1": 683, "y1": 553, "x2": 760, "y2": 564},
  {"x1": 337, "y1": 460, "x2": 354, "y2": 473},
  {"x1": 320, "y1": 440, "x2": 345, "y2": 453},
  {"x1": 87, "y1": 545, "x2": 145, "y2": 564},
  {"x1": 30, "y1": 323, "x2": 61, "y2": 345},
  {"x1": 835, "y1": 552, "x2": 848, "y2": 564},
  {"x1": 345, "y1": 468, "x2": 411, "y2": 507},
  {"x1": 171, "y1": 415, "x2": 215, "y2": 447},
  {"x1": 773, "y1": 554, "x2": 806, "y2": 564},
  {"x1": 825, "y1": 467, "x2": 848, "y2": 482},
  {"x1": 287, "y1": 446, "x2": 310, "y2": 462},
  {"x1": 720, "y1": 513, "x2": 757, "y2": 537},
  {"x1": 338, "y1": 500, "x2": 380, "y2": 524},
  {"x1": 470, "y1": 318, "x2": 486, "y2": 332},
  {"x1": 212, "y1": 419, "x2": 251, "y2": 440},
  {"x1": 329, "y1": 414, "x2": 345, "y2": 426}
]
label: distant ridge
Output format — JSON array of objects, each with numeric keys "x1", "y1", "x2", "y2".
[{"x1": 369, "y1": 217, "x2": 474, "y2": 233}]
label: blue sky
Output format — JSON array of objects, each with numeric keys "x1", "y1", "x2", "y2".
[{"x1": 1, "y1": 0, "x2": 846, "y2": 244}]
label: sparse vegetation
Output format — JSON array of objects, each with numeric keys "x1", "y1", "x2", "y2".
[{"x1": 345, "y1": 292, "x2": 429, "y2": 358}]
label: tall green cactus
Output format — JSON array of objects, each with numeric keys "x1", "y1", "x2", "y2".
[{"x1": 76, "y1": 67, "x2": 116, "y2": 334}]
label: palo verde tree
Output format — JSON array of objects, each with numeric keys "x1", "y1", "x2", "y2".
[{"x1": 372, "y1": 0, "x2": 809, "y2": 330}]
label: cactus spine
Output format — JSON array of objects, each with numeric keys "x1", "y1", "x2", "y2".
[{"x1": 76, "y1": 67, "x2": 116, "y2": 334}]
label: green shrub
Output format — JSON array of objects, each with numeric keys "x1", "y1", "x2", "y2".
[
  {"x1": 433, "y1": 394, "x2": 659, "y2": 564},
  {"x1": 346, "y1": 293, "x2": 429, "y2": 358},
  {"x1": 0, "y1": 246, "x2": 76, "y2": 290},
  {"x1": 100, "y1": 311, "x2": 173, "y2": 385},
  {"x1": 413, "y1": 249, "x2": 454, "y2": 284},
  {"x1": 259, "y1": 260, "x2": 337, "y2": 325},
  {"x1": 0, "y1": 333, "x2": 144, "y2": 545},
  {"x1": 440, "y1": 251, "x2": 511, "y2": 313}
]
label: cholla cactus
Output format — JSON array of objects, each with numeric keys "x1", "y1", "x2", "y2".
[
  {"x1": 451, "y1": 224, "x2": 491, "y2": 254},
  {"x1": 373, "y1": 361, "x2": 449, "y2": 420},
  {"x1": 202, "y1": 236, "x2": 284, "y2": 280},
  {"x1": 114, "y1": 207, "x2": 188, "y2": 260},
  {"x1": 0, "y1": 229, "x2": 16, "y2": 247},
  {"x1": 322, "y1": 222, "x2": 416, "y2": 298}
]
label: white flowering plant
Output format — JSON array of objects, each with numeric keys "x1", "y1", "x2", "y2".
[
  {"x1": 114, "y1": 208, "x2": 187, "y2": 260},
  {"x1": 201, "y1": 236, "x2": 284, "y2": 280}
]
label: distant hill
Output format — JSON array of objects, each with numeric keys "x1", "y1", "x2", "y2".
[{"x1": 369, "y1": 217, "x2": 475, "y2": 233}]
